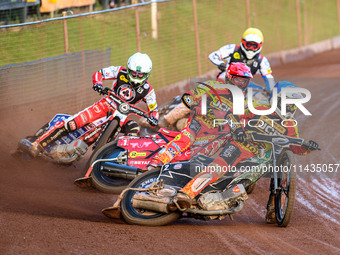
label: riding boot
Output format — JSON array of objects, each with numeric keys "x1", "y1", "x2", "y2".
[
  {"x1": 163, "y1": 102, "x2": 190, "y2": 126},
  {"x1": 18, "y1": 139, "x2": 43, "y2": 158},
  {"x1": 29, "y1": 141, "x2": 43, "y2": 157},
  {"x1": 265, "y1": 192, "x2": 276, "y2": 224},
  {"x1": 28, "y1": 121, "x2": 70, "y2": 157}
]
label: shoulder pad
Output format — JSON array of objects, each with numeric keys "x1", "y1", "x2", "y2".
[
  {"x1": 181, "y1": 93, "x2": 194, "y2": 109},
  {"x1": 257, "y1": 54, "x2": 264, "y2": 61},
  {"x1": 120, "y1": 68, "x2": 128, "y2": 74}
]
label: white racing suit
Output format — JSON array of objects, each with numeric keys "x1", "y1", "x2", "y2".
[{"x1": 208, "y1": 44, "x2": 275, "y2": 91}]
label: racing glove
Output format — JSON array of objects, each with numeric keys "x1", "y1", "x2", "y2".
[
  {"x1": 93, "y1": 83, "x2": 104, "y2": 94},
  {"x1": 147, "y1": 116, "x2": 158, "y2": 127},
  {"x1": 218, "y1": 63, "x2": 226, "y2": 72},
  {"x1": 234, "y1": 127, "x2": 247, "y2": 143},
  {"x1": 305, "y1": 140, "x2": 321, "y2": 151}
]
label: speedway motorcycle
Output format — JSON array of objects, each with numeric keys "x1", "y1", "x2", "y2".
[
  {"x1": 15, "y1": 87, "x2": 155, "y2": 165},
  {"x1": 74, "y1": 81, "x2": 269, "y2": 193},
  {"x1": 102, "y1": 132, "x2": 314, "y2": 227},
  {"x1": 74, "y1": 128, "x2": 234, "y2": 194},
  {"x1": 74, "y1": 127, "x2": 189, "y2": 193}
]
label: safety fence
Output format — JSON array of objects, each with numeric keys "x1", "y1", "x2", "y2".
[{"x1": 1, "y1": 0, "x2": 340, "y2": 114}]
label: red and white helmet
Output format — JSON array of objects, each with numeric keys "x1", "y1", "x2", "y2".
[
  {"x1": 226, "y1": 62, "x2": 253, "y2": 91},
  {"x1": 240, "y1": 28, "x2": 263, "y2": 59}
]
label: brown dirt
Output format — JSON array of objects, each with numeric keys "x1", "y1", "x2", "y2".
[{"x1": 1, "y1": 49, "x2": 340, "y2": 255}]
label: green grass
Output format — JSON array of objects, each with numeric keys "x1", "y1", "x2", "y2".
[{"x1": 1, "y1": 0, "x2": 339, "y2": 90}]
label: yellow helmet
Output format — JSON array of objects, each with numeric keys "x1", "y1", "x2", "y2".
[{"x1": 240, "y1": 28, "x2": 263, "y2": 59}]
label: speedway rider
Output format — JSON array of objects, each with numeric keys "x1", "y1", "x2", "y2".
[
  {"x1": 209, "y1": 27, "x2": 275, "y2": 91},
  {"x1": 27, "y1": 52, "x2": 159, "y2": 157},
  {"x1": 147, "y1": 62, "x2": 256, "y2": 209},
  {"x1": 159, "y1": 27, "x2": 274, "y2": 129},
  {"x1": 146, "y1": 64, "x2": 320, "y2": 223}
]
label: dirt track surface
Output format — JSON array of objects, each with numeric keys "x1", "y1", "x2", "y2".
[{"x1": 1, "y1": 50, "x2": 340, "y2": 255}]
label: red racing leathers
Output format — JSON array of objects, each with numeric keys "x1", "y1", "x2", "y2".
[
  {"x1": 148, "y1": 81, "x2": 313, "y2": 199},
  {"x1": 36, "y1": 66, "x2": 158, "y2": 149},
  {"x1": 148, "y1": 81, "x2": 255, "y2": 198}
]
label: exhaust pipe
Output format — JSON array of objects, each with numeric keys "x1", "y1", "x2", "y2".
[
  {"x1": 100, "y1": 161, "x2": 140, "y2": 180},
  {"x1": 131, "y1": 192, "x2": 245, "y2": 216},
  {"x1": 132, "y1": 193, "x2": 171, "y2": 213}
]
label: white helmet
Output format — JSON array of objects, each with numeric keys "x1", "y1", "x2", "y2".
[
  {"x1": 240, "y1": 28, "x2": 263, "y2": 59},
  {"x1": 127, "y1": 52, "x2": 152, "y2": 87},
  {"x1": 270, "y1": 81, "x2": 303, "y2": 120}
]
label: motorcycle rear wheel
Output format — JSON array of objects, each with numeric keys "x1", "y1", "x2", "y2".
[
  {"x1": 90, "y1": 141, "x2": 131, "y2": 194},
  {"x1": 120, "y1": 168, "x2": 181, "y2": 226},
  {"x1": 275, "y1": 150, "x2": 296, "y2": 227}
]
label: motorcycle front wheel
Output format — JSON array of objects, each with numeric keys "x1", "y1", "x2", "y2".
[
  {"x1": 245, "y1": 182, "x2": 256, "y2": 194},
  {"x1": 120, "y1": 168, "x2": 181, "y2": 226},
  {"x1": 83, "y1": 119, "x2": 119, "y2": 174},
  {"x1": 275, "y1": 150, "x2": 296, "y2": 227},
  {"x1": 90, "y1": 141, "x2": 131, "y2": 194},
  {"x1": 92, "y1": 119, "x2": 119, "y2": 156}
]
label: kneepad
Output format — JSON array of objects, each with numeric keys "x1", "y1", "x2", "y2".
[{"x1": 65, "y1": 119, "x2": 78, "y2": 131}]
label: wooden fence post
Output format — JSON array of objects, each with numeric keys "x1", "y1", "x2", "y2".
[
  {"x1": 246, "y1": 0, "x2": 251, "y2": 27},
  {"x1": 296, "y1": 0, "x2": 302, "y2": 47},
  {"x1": 151, "y1": 2, "x2": 158, "y2": 39},
  {"x1": 79, "y1": 18, "x2": 86, "y2": 107},
  {"x1": 192, "y1": 0, "x2": 201, "y2": 76},
  {"x1": 337, "y1": 0, "x2": 340, "y2": 34},
  {"x1": 135, "y1": 7, "x2": 141, "y2": 52},
  {"x1": 303, "y1": 0, "x2": 308, "y2": 45},
  {"x1": 62, "y1": 11, "x2": 69, "y2": 54}
]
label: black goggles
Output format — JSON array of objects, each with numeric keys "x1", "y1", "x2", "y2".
[{"x1": 230, "y1": 76, "x2": 250, "y2": 89}]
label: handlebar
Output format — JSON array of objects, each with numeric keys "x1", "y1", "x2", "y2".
[
  {"x1": 246, "y1": 132, "x2": 321, "y2": 150},
  {"x1": 301, "y1": 140, "x2": 321, "y2": 150},
  {"x1": 100, "y1": 87, "x2": 111, "y2": 96},
  {"x1": 248, "y1": 81, "x2": 264, "y2": 90},
  {"x1": 99, "y1": 87, "x2": 156, "y2": 125}
]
